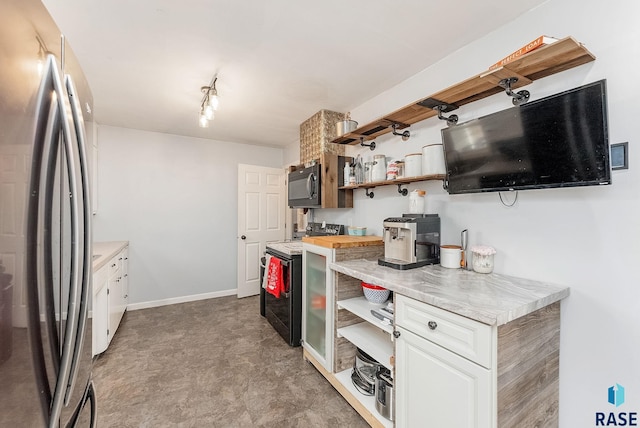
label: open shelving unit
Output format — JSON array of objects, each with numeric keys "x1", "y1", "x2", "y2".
[
  {"x1": 334, "y1": 369, "x2": 394, "y2": 428},
  {"x1": 337, "y1": 297, "x2": 393, "y2": 334},
  {"x1": 339, "y1": 173, "x2": 446, "y2": 191},
  {"x1": 332, "y1": 36, "x2": 595, "y2": 146},
  {"x1": 337, "y1": 323, "x2": 393, "y2": 371}
]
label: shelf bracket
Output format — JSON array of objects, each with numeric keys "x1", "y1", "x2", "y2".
[
  {"x1": 499, "y1": 77, "x2": 530, "y2": 106},
  {"x1": 391, "y1": 124, "x2": 410, "y2": 141},
  {"x1": 365, "y1": 188, "x2": 375, "y2": 199},
  {"x1": 434, "y1": 105, "x2": 459, "y2": 127},
  {"x1": 397, "y1": 184, "x2": 408, "y2": 196},
  {"x1": 417, "y1": 97, "x2": 459, "y2": 127},
  {"x1": 359, "y1": 137, "x2": 376, "y2": 151}
]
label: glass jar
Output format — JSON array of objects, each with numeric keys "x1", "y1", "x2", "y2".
[{"x1": 471, "y1": 245, "x2": 496, "y2": 273}]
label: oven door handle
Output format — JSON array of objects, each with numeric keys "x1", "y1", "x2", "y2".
[{"x1": 265, "y1": 254, "x2": 290, "y2": 267}]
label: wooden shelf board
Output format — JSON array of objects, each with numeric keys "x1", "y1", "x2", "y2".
[
  {"x1": 334, "y1": 369, "x2": 393, "y2": 428},
  {"x1": 337, "y1": 296, "x2": 394, "y2": 335},
  {"x1": 339, "y1": 174, "x2": 446, "y2": 190},
  {"x1": 331, "y1": 36, "x2": 595, "y2": 146},
  {"x1": 337, "y1": 322, "x2": 394, "y2": 371},
  {"x1": 303, "y1": 349, "x2": 391, "y2": 428}
]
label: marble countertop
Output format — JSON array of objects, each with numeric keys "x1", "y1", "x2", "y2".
[
  {"x1": 330, "y1": 259, "x2": 570, "y2": 326},
  {"x1": 93, "y1": 241, "x2": 129, "y2": 271},
  {"x1": 266, "y1": 241, "x2": 303, "y2": 256}
]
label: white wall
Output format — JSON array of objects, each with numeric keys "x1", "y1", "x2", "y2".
[
  {"x1": 94, "y1": 126, "x2": 283, "y2": 307},
  {"x1": 301, "y1": 0, "x2": 640, "y2": 424}
]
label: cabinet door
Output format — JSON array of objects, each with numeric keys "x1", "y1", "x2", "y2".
[
  {"x1": 396, "y1": 327, "x2": 493, "y2": 428},
  {"x1": 92, "y1": 267, "x2": 109, "y2": 355},
  {"x1": 301, "y1": 243, "x2": 334, "y2": 372},
  {"x1": 107, "y1": 274, "x2": 120, "y2": 344}
]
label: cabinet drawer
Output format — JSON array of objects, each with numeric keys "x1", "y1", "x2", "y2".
[{"x1": 395, "y1": 295, "x2": 494, "y2": 369}]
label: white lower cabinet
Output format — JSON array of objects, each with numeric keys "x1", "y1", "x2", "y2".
[
  {"x1": 93, "y1": 245, "x2": 129, "y2": 355},
  {"x1": 92, "y1": 264, "x2": 109, "y2": 355},
  {"x1": 395, "y1": 294, "x2": 495, "y2": 428},
  {"x1": 395, "y1": 326, "x2": 492, "y2": 427}
]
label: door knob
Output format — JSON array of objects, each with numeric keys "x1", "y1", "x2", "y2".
[{"x1": 241, "y1": 235, "x2": 246, "y2": 240}]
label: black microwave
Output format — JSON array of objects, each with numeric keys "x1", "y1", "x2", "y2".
[{"x1": 288, "y1": 164, "x2": 321, "y2": 208}]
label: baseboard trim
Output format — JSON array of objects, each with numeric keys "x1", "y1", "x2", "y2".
[{"x1": 127, "y1": 289, "x2": 237, "y2": 311}]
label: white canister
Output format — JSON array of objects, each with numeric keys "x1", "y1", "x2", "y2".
[
  {"x1": 408, "y1": 190, "x2": 426, "y2": 214},
  {"x1": 440, "y1": 245, "x2": 462, "y2": 269},
  {"x1": 422, "y1": 143, "x2": 446, "y2": 175},
  {"x1": 404, "y1": 153, "x2": 422, "y2": 177},
  {"x1": 372, "y1": 155, "x2": 387, "y2": 182}
]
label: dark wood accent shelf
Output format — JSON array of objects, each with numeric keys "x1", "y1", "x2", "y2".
[{"x1": 332, "y1": 36, "x2": 595, "y2": 145}]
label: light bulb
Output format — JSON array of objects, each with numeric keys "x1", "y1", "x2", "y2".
[
  {"x1": 208, "y1": 93, "x2": 219, "y2": 111},
  {"x1": 199, "y1": 112, "x2": 209, "y2": 128},
  {"x1": 205, "y1": 104, "x2": 214, "y2": 120}
]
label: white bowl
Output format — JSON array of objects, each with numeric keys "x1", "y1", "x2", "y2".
[{"x1": 362, "y1": 283, "x2": 390, "y2": 304}]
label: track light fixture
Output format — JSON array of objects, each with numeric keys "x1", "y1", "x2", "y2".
[{"x1": 199, "y1": 76, "x2": 220, "y2": 128}]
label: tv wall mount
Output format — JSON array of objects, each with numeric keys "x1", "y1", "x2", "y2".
[
  {"x1": 499, "y1": 77, "x2": 530, "y2": 106},
  {"x1": 417, "y1": 98, "x2": 459, "y2": 127}
]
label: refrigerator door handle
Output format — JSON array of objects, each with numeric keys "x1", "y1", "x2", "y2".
[
  {"x1": 42, "y1": 98, "x2": 63, "y2": 375},
  {"x1": 41, "y1": 53, "x2": 84, "y2": 428},
  {"x1": 26, "y1": 55, "x2": 66, "y2": 425},
  {"x1": 62, "y1": 73, "x2": 92, "y2": 406}
]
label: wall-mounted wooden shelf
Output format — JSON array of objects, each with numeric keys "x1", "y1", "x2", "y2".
[
  {"x1": 332, "y1": 36, "x2": 595, "y2": 145},
  {"x1": 339, "y1": 174, "x2": 445, "y2": 190}
]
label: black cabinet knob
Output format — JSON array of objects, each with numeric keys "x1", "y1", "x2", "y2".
[
  {"x1": 428, "y1": 321, "x2": 438, "y2": 330},
  {"x1": 393, "y1": 331, "x2": 401, "y2": 338},
  {"x1": 241, "y1": 235, "x2": 246, "y2": 240}
]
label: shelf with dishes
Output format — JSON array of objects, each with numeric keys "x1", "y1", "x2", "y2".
[{"x1": 331, "y1": 36, "x2": 595, "y2": 146}]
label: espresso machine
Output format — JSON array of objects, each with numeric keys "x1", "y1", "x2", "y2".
[{"x1": 378, "y1": 214, "x2": 440, "y2": 270}]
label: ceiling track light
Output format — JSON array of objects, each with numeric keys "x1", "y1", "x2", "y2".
[{"x1": 198, "y1": 76, "x2": 220, "y2": 128}]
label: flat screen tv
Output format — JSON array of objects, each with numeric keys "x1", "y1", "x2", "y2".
[{"x1": 441, "y1": 79, "x2": 611, "y2": 194}]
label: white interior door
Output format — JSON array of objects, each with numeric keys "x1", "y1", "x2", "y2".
[
  {"x1": 237, "y1": 164, "x2": 285, "y2": 298},
  {"x1": 0, "y1": 144, "x2": 31, "y2": 328}
]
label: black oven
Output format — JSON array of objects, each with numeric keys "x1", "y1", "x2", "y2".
[
  {"x1": 259, "y1": 223, "x2": 344, "y2": 347},
  {"x1": 288, "y1": 163, "x2": 321, "y2": 208},
  {"x1": 261, "y1": 247, "x2": 302, "y2": 347}
]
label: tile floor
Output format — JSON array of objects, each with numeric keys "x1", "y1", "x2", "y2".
[{"x1": 92, "y1": 295, "x2": 369, "y2": 427}]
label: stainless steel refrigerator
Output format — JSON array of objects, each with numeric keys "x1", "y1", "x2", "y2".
[{"x1": 0, "y1": 0, "x2": 96, "y2": 426}]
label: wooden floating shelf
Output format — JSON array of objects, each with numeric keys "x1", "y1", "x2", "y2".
[
  {"x1": 339, "y1": 174, "x2": 446, "y2": 190},
  {"x1": 332, "y1": 36, "x2": 595, "y2": 145}
]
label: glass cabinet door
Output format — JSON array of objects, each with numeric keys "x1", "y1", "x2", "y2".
[
  {"x1": 304, "y1": 250, "x2": 327, "y2": 356},
  {"x1": 302, "y1": 243, "x2": 334, "y2": 372}
]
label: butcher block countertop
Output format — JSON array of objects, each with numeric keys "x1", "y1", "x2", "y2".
[{"x1": 302, "y1": 235, "x2": 383, "y2": 248}]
